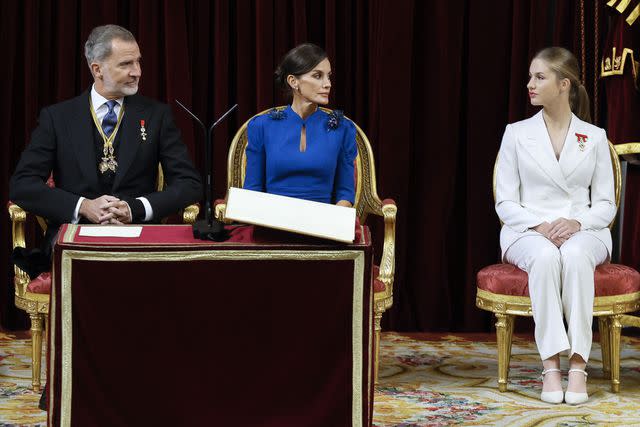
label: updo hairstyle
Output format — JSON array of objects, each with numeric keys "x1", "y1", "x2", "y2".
[{"x1": 274, "y1": 43, "x2": 327, "y2": 94}]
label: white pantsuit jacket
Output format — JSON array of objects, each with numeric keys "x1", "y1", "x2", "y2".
[{"x1": 495, "y1": 110, "x2": 617, "y2": 259}]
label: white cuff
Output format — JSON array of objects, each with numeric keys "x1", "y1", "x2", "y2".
[
  {"x1": 137, "y1": 197, "x2": 153, "y2": 222},
  {"x1": 72, "y1": 197, "x2": 85, "y2": 224},
  {"x1": 122, "y1": 201, "x2": 133, "y2": 223}
]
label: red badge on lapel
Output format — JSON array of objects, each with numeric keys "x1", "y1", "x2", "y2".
[
  {"x1": 575, "y1": 133, "x2": 588, "y2": 151},
  {"x1": 140, "y1": 119, "x2": 147, "y2": 141}
]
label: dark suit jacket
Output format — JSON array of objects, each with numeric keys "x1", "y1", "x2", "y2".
[{"x1": 10, "y1": 90, "x2": 202, "y2": 229}]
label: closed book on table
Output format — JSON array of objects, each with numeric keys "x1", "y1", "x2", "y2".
[{"x1": 225, "y1": 187, "x2": 356, "y2": 243}]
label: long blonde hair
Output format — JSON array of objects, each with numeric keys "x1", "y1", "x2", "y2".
[{"x1": 534, "y1": 47, "x2": 591, "y2": 123}]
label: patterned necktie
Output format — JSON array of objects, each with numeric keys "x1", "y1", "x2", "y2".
[{"x1": 101, "y1": 100, "x2": 118, "y2": 137}]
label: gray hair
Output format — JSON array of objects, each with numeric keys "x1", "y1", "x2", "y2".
[{"x1": 84, "y1": 25, "x2": 136, "y2": 68}]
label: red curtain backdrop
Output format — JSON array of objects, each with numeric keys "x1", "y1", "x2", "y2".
[
  {"x1": 600, "y1": 4, "x2": 640, "y2": 271},
  {"x1": 0, "y1": 0, "x2": 609, "y2": 331}
]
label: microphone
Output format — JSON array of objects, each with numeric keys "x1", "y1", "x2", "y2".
[{"x1": 175, "y1": 100, "x2": 238, "y2": 241}]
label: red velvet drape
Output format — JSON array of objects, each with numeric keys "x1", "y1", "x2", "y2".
[{"x1": 0, "y1": 0, "x2": 610, "y2": 332}]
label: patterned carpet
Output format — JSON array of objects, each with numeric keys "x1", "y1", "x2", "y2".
[
  {"x1": 0, "y1": 331, "x2": 45, "y2": 426},
  {"x1": 375, "y1": 332, "x2": 640, "y2": 426},
  {"x1": 1, "y1": 331, "x2": 639, "y2": 426}
]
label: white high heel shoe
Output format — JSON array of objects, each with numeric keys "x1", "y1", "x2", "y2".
[
  {"x1": 540, "y1": 368, "x2": 564, "y2": 404},
  {"x1": 565, "y1": 368, "x2": 589, "y2": 405}
]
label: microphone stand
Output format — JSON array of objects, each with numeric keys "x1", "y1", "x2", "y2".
[{"x1": 175, "y1": 100, "x2": 238, "y2": 241}]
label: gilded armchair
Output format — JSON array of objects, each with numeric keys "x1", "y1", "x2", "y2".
[
  {"x1": 9, "y1": 164, "x2": 199, "y2": 391},
  {"x1": 476, "y1": 142, "x2": 640, "y2": 393},
  {"x1": 613, "y1": 142, "x2": 640, "y2": 331},
  {"x1": 215, "y1": 107, "x2": 397, "y2": 382}
]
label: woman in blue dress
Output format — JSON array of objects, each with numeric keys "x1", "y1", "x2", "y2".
[{"x1": 243, "y1": 43, "x2": 357, "y2": 207}]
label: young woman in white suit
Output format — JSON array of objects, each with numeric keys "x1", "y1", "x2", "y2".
[{"x1": 495, "y1": 47, "x2": 616, "y2": 405}]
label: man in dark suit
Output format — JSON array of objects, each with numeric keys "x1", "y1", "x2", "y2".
[
  {"x1": 9, "y1": 24, "x2": 202, "y2": 411},
  {"x1": 10, "y1": 24, "x2": 202, "y2": 242}
]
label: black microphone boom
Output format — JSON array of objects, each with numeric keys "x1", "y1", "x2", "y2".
[{"x1": 175, "y1": 100, "x2": 238, "y2": 241}]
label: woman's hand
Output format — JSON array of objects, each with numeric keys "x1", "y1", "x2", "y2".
[
  {"x1": 548, "y1": 218, "x2": 580, "y2": 240},
  {"x1": 532, "y1": 221, "x2": 570, "y2": 248},
  {"x1": 532, "y1": 221, "x2": 552, "y2": 235},
  {"x1": 336, "y1": 200, "x2": 352, "y2": 207}
]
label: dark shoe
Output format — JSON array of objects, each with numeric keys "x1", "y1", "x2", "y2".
[
  {"x1": 11, "y1": 247, "x2": 51, "y2": 279},
  {"x1": 38, "y1": 387, "x2": 47, "y2": 411}
]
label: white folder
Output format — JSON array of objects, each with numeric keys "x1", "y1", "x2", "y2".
[{"x1": 225, "y1": 187, "x2": 356, "y2": 243}]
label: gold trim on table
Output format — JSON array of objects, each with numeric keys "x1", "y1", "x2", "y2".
[
  {"x1": 55, "y1": 249, "x2": 368, "y2": 427},
  {"x1": 352, "y1": 251, "x2": 365, "y2": 426},
  {"x1": 60, "y1": 255, "x2": 73, "y2": 427},
  {"x1": 59, "y1": 224, "x2": 370, "y2": 249},
  {"x1": 48, "y1": 269, "x2": 57, "y2": 427},
  {"x1": 62, "y1": 224, "x2": 78, "y2": 244}
]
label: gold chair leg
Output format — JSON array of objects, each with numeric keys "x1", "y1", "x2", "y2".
[
  {"x1": 598, "y1": 316, "x2": 611, "y2": 378},
  {"x1": 505, "y1": 312, "x2": 515, "y2": 369},
  {"x1": 29, "y1": 313, "x2": 44, "y2": 392},
  {"x1": 374, "y1": 311, "x2": 383, "y2": 384},
  {"x1": 609, "y1": 315, "x2": 623, "y2": 393},
  {"x1": 495, "y1": 313, "x2": 515, "y2": 392}
]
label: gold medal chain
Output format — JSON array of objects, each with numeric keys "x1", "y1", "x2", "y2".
[{"x1": 89, "y1": 98, "x2": 125, "y2": 173}]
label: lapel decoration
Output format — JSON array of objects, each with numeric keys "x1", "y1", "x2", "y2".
[
  {"x1": 575, "y1": 133, "x2": 588, "y2": 151},
  {"x1": 140, "y1": 119, "x2": 147, "y2": 141}
]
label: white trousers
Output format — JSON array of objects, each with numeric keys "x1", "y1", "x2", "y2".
[{"x1": 504, "y1": 232, "x2": 608, "y2": 362}]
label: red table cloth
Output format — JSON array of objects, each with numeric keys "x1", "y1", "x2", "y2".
[{"x1": 48, "y1": 224, "x2": 374, "y2": 427}]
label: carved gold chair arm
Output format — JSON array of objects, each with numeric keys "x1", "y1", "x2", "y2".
[
  {"x1": 182, "y1": 204, "x2": 200, "y2": 225},
  {"x1": 613, "y1": 142, "x2": 640, "y2": 165},
  {"x1": 614, "y1": 142, "x2": 640, "y2": 156},
  {"x1": 612, "y1": 142, "x2": 640, "y2": 330},
  {"x1": 8, "y1": 203, "x2": 30, "y2": 296},
  {"x1": 214, "y1": 203, "x2": 226, "y2": 221},
  {"x1": 374, "y1": 199, "x2": 397, "y2": 311},
  {"x1": 214, "y1": 201, "x2": 234, "y2": 224},
  {"x1": 8, "y1": 203, "x2": 26, "y2": 246}
]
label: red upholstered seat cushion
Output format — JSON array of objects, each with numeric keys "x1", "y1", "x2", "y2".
[
  {"x1": 477, "y1": 264, "x2": 530, "y2": 296},
  {"x1": 477, "y1": 263, "x2": 640, "y2": 297},
  {"x1": 26, "y1": 272, "x2": 51, "y2": 294},
  {"x1": 595, "y1": 264, "x2": 640, "y2": 296}
]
